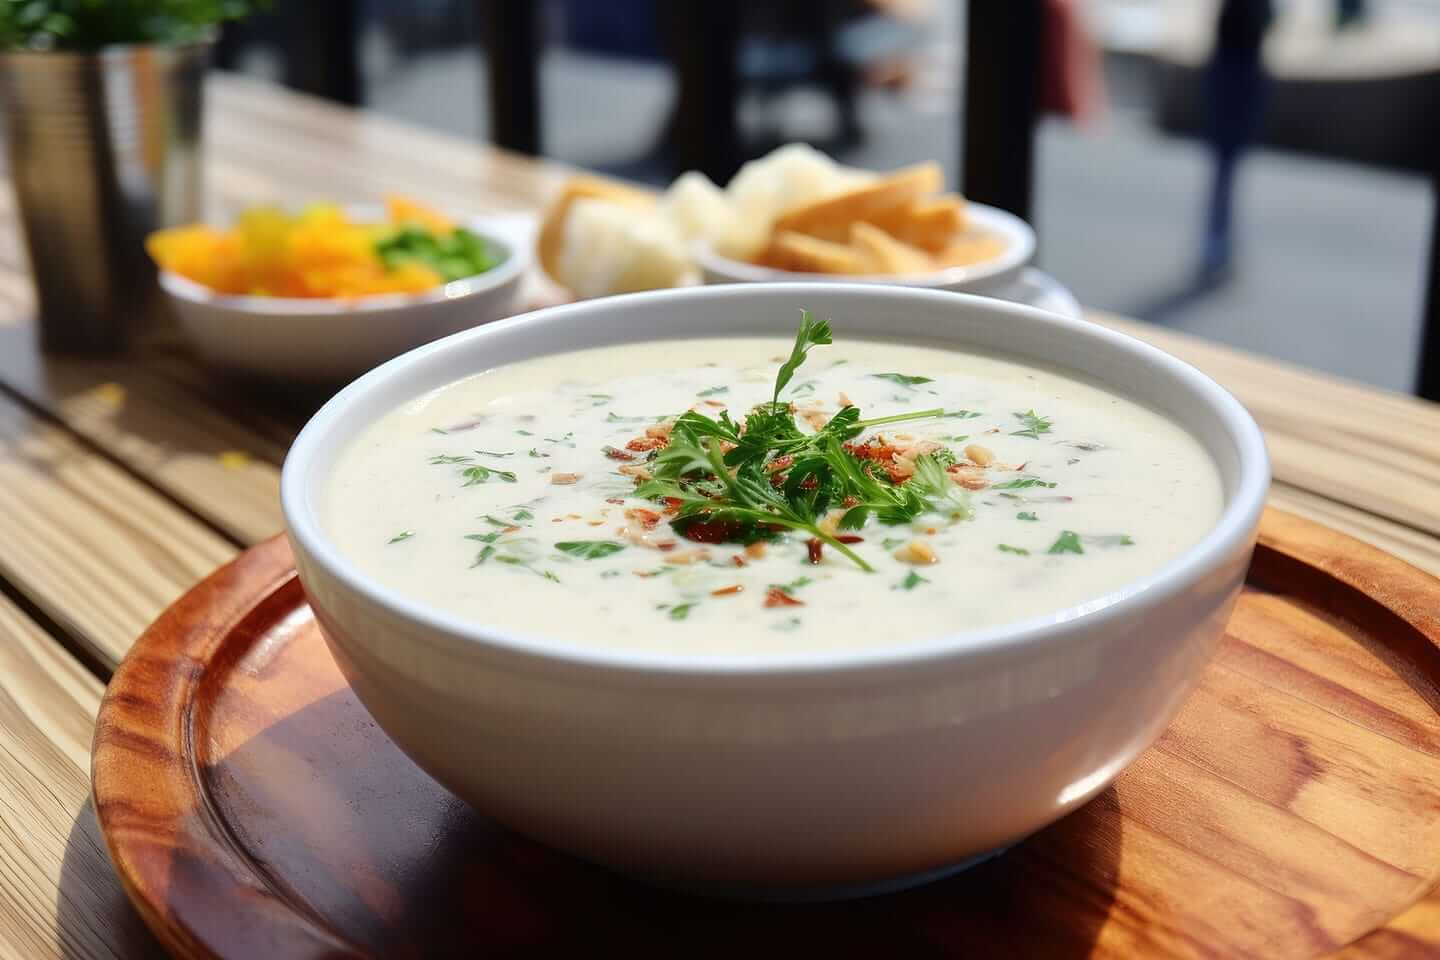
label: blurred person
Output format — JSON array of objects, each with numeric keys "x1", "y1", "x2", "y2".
[{"x1": 1200, "y1": 0, "x2": 1274, "y2": 281}]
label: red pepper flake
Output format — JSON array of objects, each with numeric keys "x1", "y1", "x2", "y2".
[
  {"x1": 656, "y1": 541, "x2": 678, "y2": 552},
  {"x1": 604, "y1": 445, "x2": 635, "y2": 461},
  {"x1": 836, "y1": 535, "x2": 864, "y2": 544},
  {"x1": 806, "y1": 539, "x2": 823, "y2": 564},
  {"x1": 712, "y1": 584, "x2": 744, "y2": 596},
  {"x1": 680, "y1": 517, "x2": 748, "y2": 543},
  {"x1": 730, "y1": 555, "x2": 747, "y2": 567},
  {"x1": 660, "y1": 497, "x2": 683, "y2": 516},
  {"x1": 764, "y1": 587, "x2": 805, "y2": 608}
]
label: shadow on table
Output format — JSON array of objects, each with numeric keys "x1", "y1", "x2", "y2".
[
  {"x1": 57, "y1": 798, "x2": 167, "y2": 959},
  {"x1": 184, "y1": 681, "x2": 1127, "y2": 958}
]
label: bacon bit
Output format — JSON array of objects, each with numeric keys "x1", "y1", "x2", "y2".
[
  {"x1": 503, "y1": 525, "x2": 521, "y2": 534},
  {"x1": 836, "y1": 535, "x2": 864, "y2": 544},
  {"x1": 841, "y1": 495, "x2": 859, "y2": 508},
  {"x1": 604, "y1": 446, "x2": 636, "y2": 461},
  {"x1": 606, "y1": 497, "x2": 626, "y2": 505},
  {"x1": 806, "y1": 539, "x2": 823, "y2": 564},
  {"x1": 660, "y1": 496, "x2": 683, "y2": 516},
  {"x1": 551, "y1": 472, "x2": 583, "y2": 485},
  {"x1": 765, "y1": 587, "x2": 805, "y2": 608},
  {"x1": 617, "y1": 463, "x2": 651, "y2": 481},
  {"x1": 946, "y1": 464, "x2": 989, "y2": 490},
  {"x1": 799, "y1": 409, "x2": 830, "y2": 431},
  {"x1": 645, "y1": 422, "x2": 674, "y2": 440},
  {"x1": 964, "y1": 443, "x2": 995, "y2": 467},
  {"x1": 656, "y1": 541, "x2": 678, "y2": 552},
  {"x1": 712, "y1": 584, "x2": 744, "y2": 596},
  {"x1": 894, "y1": 540, "x2": 939, "y2": 565},
  {"x1": 745, "y1": 542, "x2": 768, "y2": 559},
  {"x1": 625, "y1": 507, "x2": 662, "y2": 530},
  {"x1": 765, "y1": 455, "x2": 794, "y2": 474},
  {"x1": 665, "y1": 549, "x2": 709, "y2": 565},
  {"x1": 626, "y1": 436, "x2": 665, "y2": 452},
  {"x1": 845, "y1": 439, "x2": 911, "y2": 484},
  {"x1": 730, "y1": 555, "x2": 747, "y2": 567}
]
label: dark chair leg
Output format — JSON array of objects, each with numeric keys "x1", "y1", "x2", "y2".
[
  {"x1": 962, "y1": 0, "x2": 1043, "y2": 222},
  {"x1": 281, "y1": 0, "x2": 363, "y2": 105},
  {"x1": 479, "y1": 0, "x2": 542, "y2": 155},
  {"x1": 661, "y1": 3, "x2": 743, "y2": 184},
  {"x1": 1419, "y1": 174, "x2": 1440, "y2": 401}
]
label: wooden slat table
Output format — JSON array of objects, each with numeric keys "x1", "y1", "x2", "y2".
[{"x1": 0, "y1": 73, "x2": 1437, "y2": 959}]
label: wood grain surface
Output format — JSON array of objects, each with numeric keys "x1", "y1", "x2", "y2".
[
  {"x1": 90, "y1": 510, "x2": 1440, "y2": 959},
  {"x1": 0, "y1": 593, "x2": 161, "y2": 958}
]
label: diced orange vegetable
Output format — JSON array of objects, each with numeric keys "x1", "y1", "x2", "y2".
[{"x1": 146, "y1": 196, "x2": 451, "y2": 299}]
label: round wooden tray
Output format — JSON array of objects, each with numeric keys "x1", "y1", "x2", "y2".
[{"x1": 93, "y1": 508, "x2": 1440, "y2": 958}]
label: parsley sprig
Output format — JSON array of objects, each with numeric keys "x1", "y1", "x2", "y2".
[{"x1": 630, "y1": 311, "x2": 973, "y2": 572}]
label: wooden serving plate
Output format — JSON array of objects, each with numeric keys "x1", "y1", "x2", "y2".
[{"x1": 93, "y1": 508, "x2": 1440, "y2": 958}]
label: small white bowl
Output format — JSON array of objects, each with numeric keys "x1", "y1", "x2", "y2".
[
  {"x1": 159, "y1": 218, "x2": 529, "y2": 382},
  {"x1": 281, "y1": 283, "x2": 1268, "y2": 894},
  {"x1": 697, "y1": 202, "x2": 1036, "y2": 293}
]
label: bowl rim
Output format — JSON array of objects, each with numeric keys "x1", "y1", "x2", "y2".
[
  {"x1": 695, "y1": 202, "x2": 1035, "y2": 290},
  {"x1": 157, "y1": 216, "x2": 529, "y2": 315},
  {"x1": 281, "y1": 283, "x2": 1270, "y2": 679}
]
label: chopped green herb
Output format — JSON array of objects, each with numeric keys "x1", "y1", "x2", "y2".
[
  {"x1": 943, "y1": 410, "x2": 983, "y2": 420},
  {"x1": 515, "y1": 429, "x2": 534, "y2": 436},
  {"x1": 990, "y1": 477, "x2": 1058, "y2": 490},
  {"x1": 772, "y1": 576, "x2": 813, "y2": 595},
  {"x1": 669, "y1": 602, "x2": 697, "y2": 621},
  {"x1": 791, "y1": 381, "x2": 816, "y2": 396},
  {"x1": 605, "y1": 412, "x2": 647, "y2": 424},
  {"x1": 600, "y1": 569, "x2": 622, "y2": 578},
  {"x1": 511, "y1": 508, "x2": 535, "y2": 522},
  {"x1": 998, "y1": 544, "x2": 1030, "y2": 556},
  {"x1": 473, "y1": 449, "x2": 514, "y2": 458},
  {"x1": 481, "y1": 516, "x2": 510, "y2": 527},
  {"x1": 941, "y1": 434, "x2": 970, "y2": 443},
  {"x1": 773, "y1": 309, "x2": 832, "y2": 402},
  {"x1": 1084, "y1": 534, "x2": 1135, "y2": 548},
  {"x1": 1047, "y1": 530, "x2": 1084, "y2": 555},
  {"x1": 470, "y1": 545, "x2": 495, "y2": 567},
  {"x1": 1016, "y1": 511, "x2": 1039, "y2": 522},
  {"x1": 387, "y1": 531, "x2": 415, "y2": 544},
  {"x1": 1010, "y1": 410, "x2": 1053, "y2": 440},
  {"x1": 429, "y1": 428, "x2": 448, "y2": 436},
  {"x1": 542, "y1": 570, "x2": 561, "y2": 583},
  {"x1": 871, "y1": 373, "x2": 934, "y2": 387},
  {"x1": 555, "y1": 540, "x2": 626, "y2": 560},
  {"x1": 466, "y1": 531, "x2": 504, "y2": 544},
  {"x1": 697, "y1": 385, "x2": 729, "y2": 397},
  {"x1": 429, "y1": 454, "x2": 473, "y2": 465},
  {"x1": 529, "y1": 448, "x2": 548, "y2": 458},
  {"x1": 772, "y1": 616, "x2": 803, "y2": 632},
  {"x1": 544, "y1": 432, "x2": 576, "y2": 446},
  {"x1": 882, "y1": 537, "x2": 905, "y2": 549},
  {"x1": 898, "y1": 570, "x2": 928, "y2": 590},
  {"x1": 461, "y1": 464, "x2": 517, "y2": 485}
]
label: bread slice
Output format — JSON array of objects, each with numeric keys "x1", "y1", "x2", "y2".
[
  {"x1": 863, "y1": 194, "x2": 967, "y2": 253},
  {"x1": 935, "y1": 230, "x2": 1008, "y2": 269},
  {"x1": 848, "y1": 222, "x2": 935, "y2": 274},
  {"x1": 770, "y1": 163, "x2": 944, "y2": 244},
  {"x1": 537, "y1": 174, "x2": 655, "y2": 283},
  {"x1": 759, "y1": 231, "x2": 871, "y2": 275}
]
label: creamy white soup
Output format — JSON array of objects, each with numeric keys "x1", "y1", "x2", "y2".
[{"x1": 324, "y1": 316, "x2": 1224, "y2": 656}]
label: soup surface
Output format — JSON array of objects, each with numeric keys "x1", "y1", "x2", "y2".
[{"x1": 324, "y1": 322, "x2": 1224, "y2": 656}]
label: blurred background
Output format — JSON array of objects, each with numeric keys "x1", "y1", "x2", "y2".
[{"x1": 220, "y1": 0, "x2": 1436, "y2": 393}]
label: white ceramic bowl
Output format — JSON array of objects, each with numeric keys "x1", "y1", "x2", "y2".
[
  {"x1": 281, "y1": 283, "x2": 1268, "y2": 894},
  {"x1": 697, "y1": 202, "x2": 1035, "y2": 293},
  {"x1": 159, "y1": 218, "x2": 529, "y2": 382}
]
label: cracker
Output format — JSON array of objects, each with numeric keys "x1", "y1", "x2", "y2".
[{"x1": 770, "y1": 163, "x2": 943, "y2": 243}]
